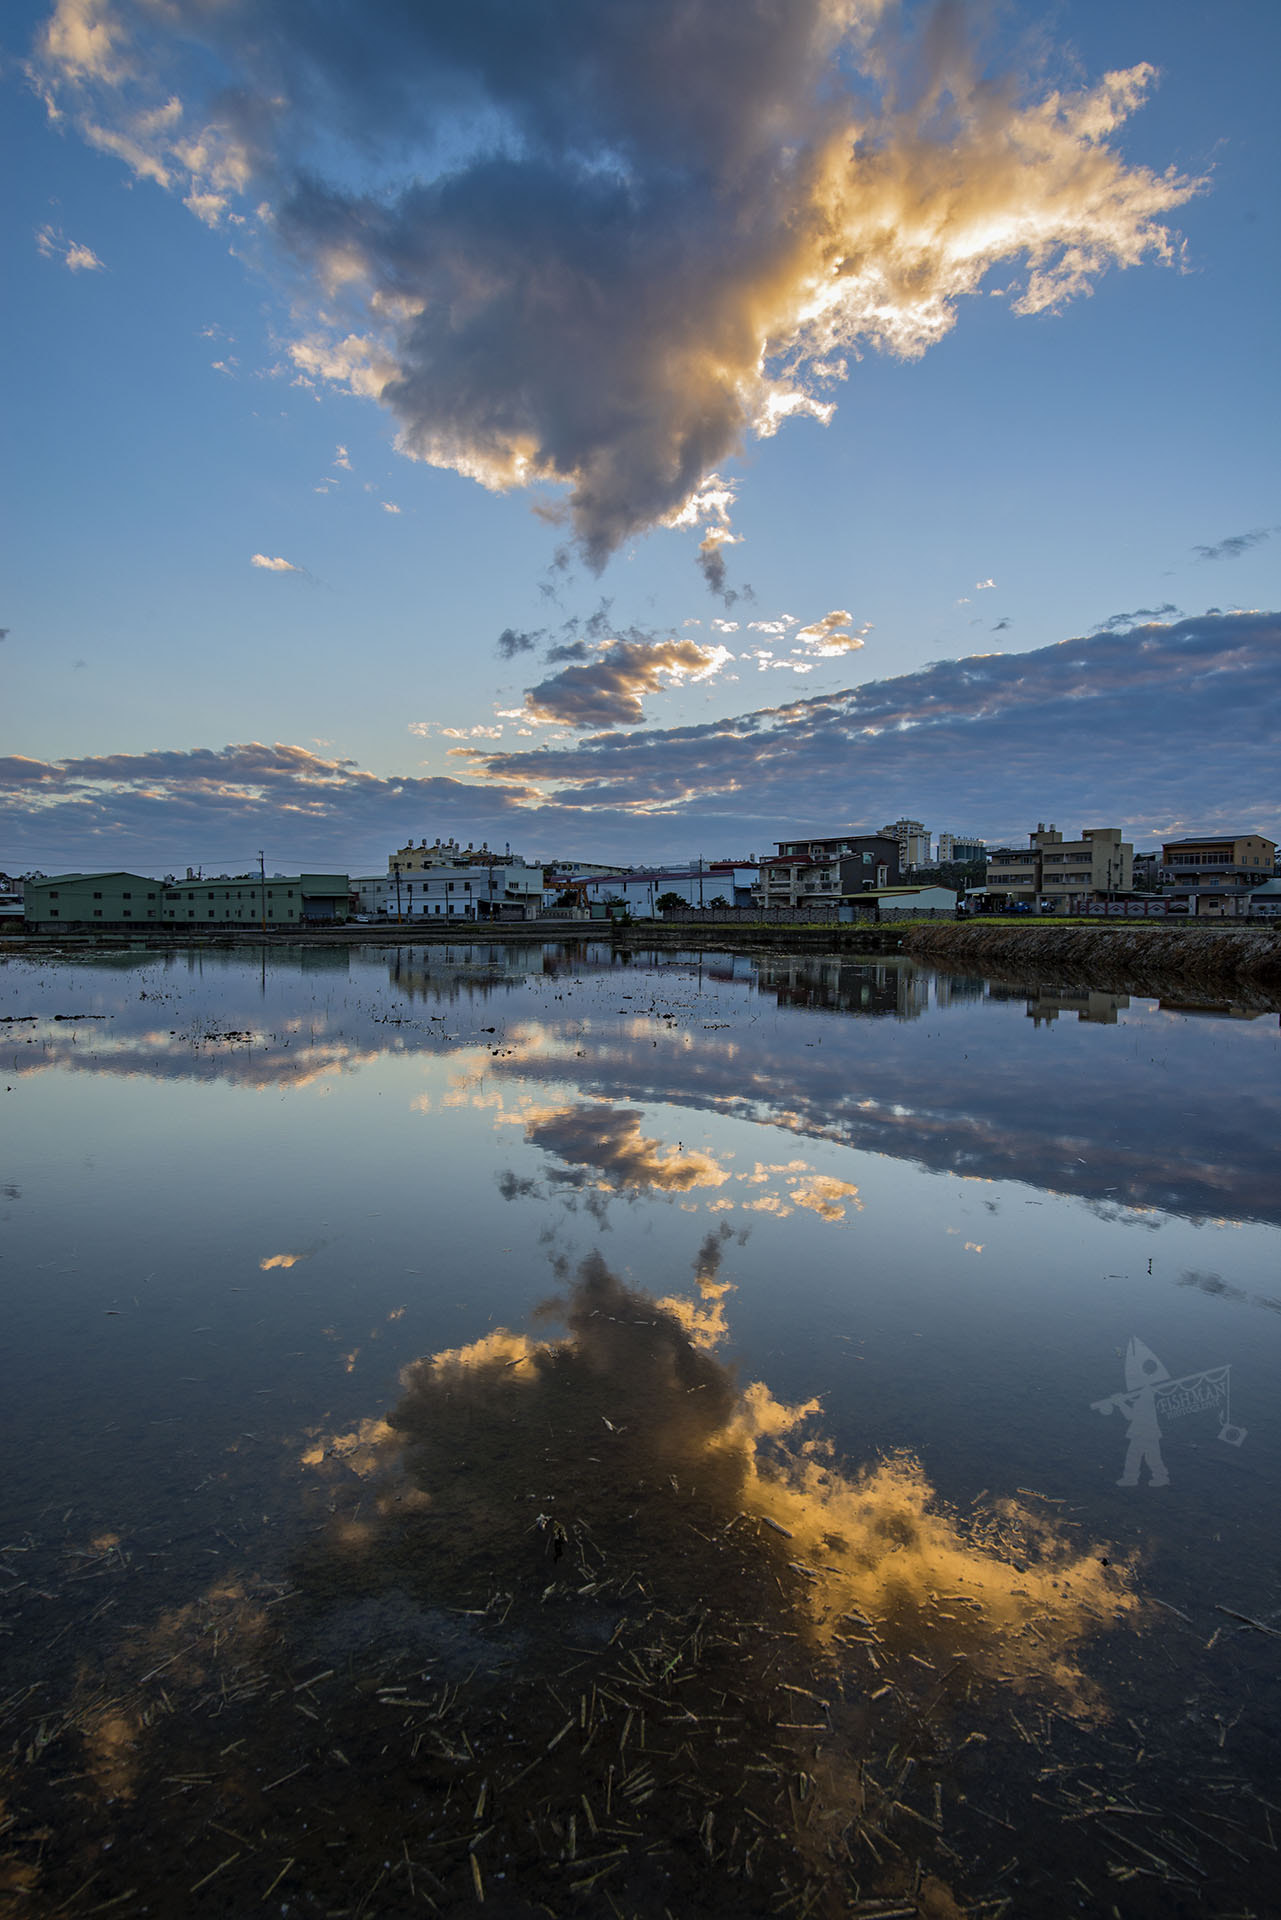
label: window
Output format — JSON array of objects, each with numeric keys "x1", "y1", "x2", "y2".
[
  {"x1": 93, "y1": 891, "x2": 102, "y2": 899},
  {"x1": 147, "y1": 893, "x2": 155, "y2": 901},
  {"x1": 50, "y1": 909, "x2": 59, "y2": 917},
  {"x1": 94, "y1": 909, "x2": 102, "y2": 917},
  {"x1": 49, "y1": 891, "x2": 59, "y2": 899},
  {"x1": 123, "y1": 910, "x2": 132, "y2": 918},
  {"x1": 208, "y1": 891, "x2": 214, "y2": 899},
  {"x1": 123, "y1": 891, "x2": 132, "y2": 899}
]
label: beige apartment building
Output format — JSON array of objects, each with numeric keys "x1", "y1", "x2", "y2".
[
  {"x1": 1160, "y1": 834, "x2": 1276, "y2": 892},
  {"x1": 879, "y1": 818, "x2": 931, "y2": 869},
  {"x1": 987, "y1": 825, "x2": 1132, "y2": 912}
]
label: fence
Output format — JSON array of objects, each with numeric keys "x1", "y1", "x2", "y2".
[{"x1": 625, "y1": 904, "x2": 878, "y2": 925}]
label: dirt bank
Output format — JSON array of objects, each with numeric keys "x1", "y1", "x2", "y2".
[{"x1": 902, "y1": 922, "x2": 1281, "y2": 1004}]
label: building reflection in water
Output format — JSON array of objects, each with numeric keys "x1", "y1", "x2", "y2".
[
  {"x1": 753, "y1": 956, "x2": 930, "y2": 1018},
  {"x1": 1026, "y1": 989, "x2": 1130, "y2": 1026}
]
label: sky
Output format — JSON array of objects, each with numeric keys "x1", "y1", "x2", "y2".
[{"x1": 2, "y1": 0, "x2": 1278, "y2": 875}]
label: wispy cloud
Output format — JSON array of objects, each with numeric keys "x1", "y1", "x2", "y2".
[
  {"x1": 1092, "y1": 602, "x2": 1179, "y2": 634},
  {"x1": 1193, "y1": 528, "x2": 1273, "y2": 562},
  {"x1": 36, "y1": 223, "x2": 105, "y2": 272},
  {"x1": 249, "y1": 552, "x2": 301, "y2": 572},
  {"x1": 794, "y1": 610, "x2": 868, "y2": 657},
  {"x1": 32, "y1": 2, "x2": 1200, "y2": 569},
  {"x1": 496, "y1": 626, "x2": 541, "y2": 660}
]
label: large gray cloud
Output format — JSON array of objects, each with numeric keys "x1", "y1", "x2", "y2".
[
  {"x1": 4, "y1": 613, "x2": 1276, "y2": 869},
  {"x1": 34, "y1": 0, "x2": 1198, "y2": 569}
]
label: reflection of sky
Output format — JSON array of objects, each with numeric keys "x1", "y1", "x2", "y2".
[
  {"x1": 5, "y1": 944, "x2": 1278, "y2": 1226},
  {"x1": 3, "y1": 942, "x2": 1280, "y2": 1917},
  {"x1": 4, "y1": 945, "x2": 1279, "y2": 1529}
]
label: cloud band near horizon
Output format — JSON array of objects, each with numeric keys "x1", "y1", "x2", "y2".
[{"x1": 3, "y1": 613, "x2": 1276, "y2": 871}]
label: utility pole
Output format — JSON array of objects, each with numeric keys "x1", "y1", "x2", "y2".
[{"x1": 259, "y1": 850, "x2": 266, "y2": 932}]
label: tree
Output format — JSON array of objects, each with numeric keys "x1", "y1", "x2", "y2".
[
  {"x1": 656, "y1": 892, "x2": 687, "y2": 914},
  {"x1": 707, "y1": 894, "x2": 731, "y2": 910}
]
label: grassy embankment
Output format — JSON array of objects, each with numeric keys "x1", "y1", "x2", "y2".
[{"x1": 901, "y1": 921, "x2": 1281, "y2": 1003}]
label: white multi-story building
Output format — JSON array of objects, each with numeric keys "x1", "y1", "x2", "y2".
[{"x1": 354, "y1": 858, "x2": 544, "y2": 920}]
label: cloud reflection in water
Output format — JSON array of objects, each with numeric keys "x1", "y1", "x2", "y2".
[{"x1": 519, "y1": 1100, "x2": 730, "y2": 1193}]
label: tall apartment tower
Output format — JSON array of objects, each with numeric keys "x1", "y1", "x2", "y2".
[{"x1": 880, "y1": 818, "x2": 930, "y2": 869}]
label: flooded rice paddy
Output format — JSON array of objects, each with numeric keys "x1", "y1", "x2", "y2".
[{"x1": 1, "y1": 940, "x2": 1279, "y2": 1919}]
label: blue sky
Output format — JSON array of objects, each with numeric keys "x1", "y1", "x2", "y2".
[{"x1": 2, "y1": 0, "x2": 1278, "y2": 872}]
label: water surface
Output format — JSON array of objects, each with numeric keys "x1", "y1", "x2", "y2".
[{"x1": 2, "y1": 942, "x2": 1278, "y2": 1916}]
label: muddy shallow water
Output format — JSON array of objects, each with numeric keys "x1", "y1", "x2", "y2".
[{"x1": 2, "y1": 942, "x2": 1278, "y2": 1917}]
